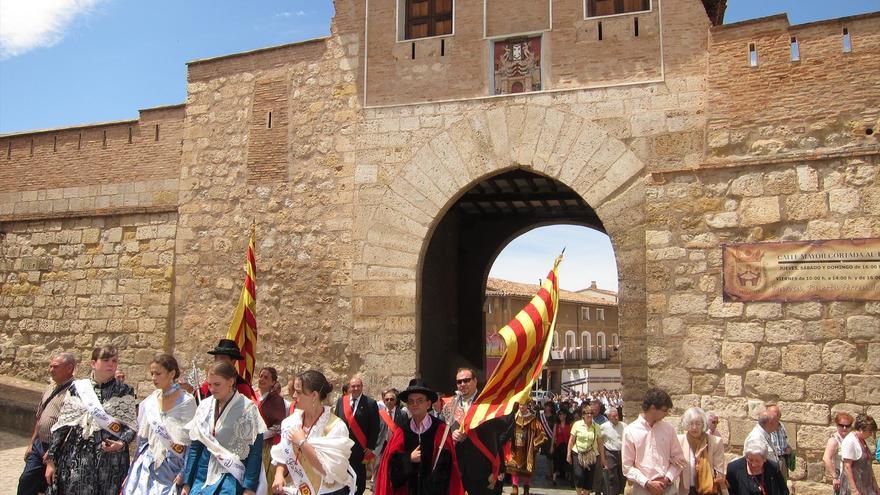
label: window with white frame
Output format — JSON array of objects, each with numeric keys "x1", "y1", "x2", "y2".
[
  {"x1": 581, "y1": 331, "x2": 592, "y2": 360},
  {"x1": 612, "y1": 333, "x2": 619, "y2": 349},
  {"x1": 581, "y1": 307, "x2": 590, "y2": 320},
  {"x1": 565, "y1": 331, "x2": 577, "y2": 359},
  {"x1": 586, "y1": 0, "x2": 650, "y2": 18},
  {"x1": 597, "y1": 332, "x2": 607, "y2": 359},
  {"x1": 597, "y1": 308, "x2": 605, "y2": 320}
]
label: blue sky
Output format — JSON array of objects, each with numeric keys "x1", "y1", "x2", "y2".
[{"x1": 1, "y1": 0, "x2": 876, "y2": 290}]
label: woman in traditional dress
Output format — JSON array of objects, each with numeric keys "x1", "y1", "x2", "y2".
[
  {"x1": 122, "y1": 353, "x2": 197, "y2": 495},
  {"x1": 824, "y1": 411, "x2": 855, "y2": 494},
  {"x1": 182, "y1": 362, "x2": 266, "y2": 495},
  {"x1": 677, "y1": 407, "x2": 727, "y2": 495},
  {"x1": 271, "y1": 370, "x2": 355, "y2": 495},
  {"x1": 256, "y1": 367, "x2": 287, "y2": 488},
  {"x1": 566, "y1": 405, "x2": 607, "y2": 495},
  {"x1": 44, "y1": 345, "x2": 138, "y2": 495},
  {"x1": 839, "y1": 414, "x2": 878, "y2": 495}
]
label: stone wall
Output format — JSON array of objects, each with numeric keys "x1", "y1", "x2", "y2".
[
  {"x1": 644, "y1": 152, "x2": 880, "y2": 491},
  {"x1": 170, "y1": 27, "x2": 363, "y2": 390},
  {"x1": 0, "y1": 3, "x2": 878, "y2": 492},
  {"x1": 0, "y1": 212, "x2": 177, "y2": 395}
]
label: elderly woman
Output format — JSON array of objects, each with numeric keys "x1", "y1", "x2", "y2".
[
  {"x1": 726, "y1": 439, "x2": 788, "y2": 495},
  {"x1": 824, "y1": 411, "x2": 855, "y2": 494},
  {"x1": 678, "y1": 407, "x2": 726, "y2": 495},
  {"x1": 839, "y1": 414, "x2": 878, "y2": 495}
]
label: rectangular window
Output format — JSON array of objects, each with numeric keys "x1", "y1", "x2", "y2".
[
  {"x1": 842, "y1": 27, "x2": 852, "y2": 53},
  {"x1": 405, "y1": 0, "x2": 452, "y2": 40},
  {"x1": 581, "y1": 307, "x2": 591, "y2": 320},
  {"x1": 587, "y1": 0, "x2": 649, "y2": 18},
  {"x1": 790, "y1": 36, "x2": 800, "y2": 61},
  {"x1": 748, "y1": 42, "x2": 758, "y2": 67},
  {"x1": 597, "y1": 308, "x2": 605, "y2": 320}
]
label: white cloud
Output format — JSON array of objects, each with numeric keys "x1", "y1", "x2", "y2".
[{"x1": 0, "y1": 0, "x2": 105, "y2": 60}]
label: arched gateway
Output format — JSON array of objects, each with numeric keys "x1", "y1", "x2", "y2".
[{"x1": 353, "y1": 102, "x2": 650, "y2": 402}]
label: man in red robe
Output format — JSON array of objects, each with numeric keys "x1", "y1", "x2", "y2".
[{"x1": 375, "y1": 379, "x2": 464, "y2": 495}]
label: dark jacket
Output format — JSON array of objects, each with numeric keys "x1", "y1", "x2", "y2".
[
  {"x1": 726, "y1": 457, "x2": 789, "y2": 495},
  {"x1": 335, "y1": 394, "x2": 381, "y2": 459}
]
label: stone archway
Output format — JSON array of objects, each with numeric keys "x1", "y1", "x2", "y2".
[{"x1": 353, "y1": 101, "x2": 649, "y2": 404}]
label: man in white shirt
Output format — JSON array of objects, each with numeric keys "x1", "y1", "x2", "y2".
[
  {"x1": 743, "y1": 408, "x2": 780, "y2": 466},
  {"x1": 601, "y1": 408, "x2": 627, "y2": 495},
  {"x1": 622, "y1": 388, "x2": 685, "y2": 495}
]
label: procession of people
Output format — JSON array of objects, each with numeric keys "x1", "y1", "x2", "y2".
[{"x1": 16, "y1": 342, "x2": 878, "y2": 495}]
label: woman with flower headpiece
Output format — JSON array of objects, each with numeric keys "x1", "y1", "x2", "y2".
[
  {"x1": 44, "y1": 345, "x2": 138, "y2": 495},
  {"x1": 122, "y1": 353, "x2": 197, "y2": 495}
]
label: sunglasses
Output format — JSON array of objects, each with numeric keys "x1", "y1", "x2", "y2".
[
  {"x1": 456, "y1": 378, "x2": 473, "y2": 385},
  {"x1": 838, "y1": 423, "x2": 852, "y2": 428}
]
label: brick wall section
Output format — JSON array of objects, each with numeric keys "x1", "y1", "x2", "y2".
[
  {"x1": 365, "y1": 0, "x2": 712, "y2": 105},
  {"x1": 486, "y1": 0, "x2": 550, "y2": 37},
  {"x1": 187, "y1": 40, "x2": 327, "y2": 82},
  {"x1": 0, "y1": 213, "x2": 177, "y2": 394},
  {"x1": 247, "y1": 77, "x2": 290, "y2": 184},
  {"x1": 707, "y1": 13, "x2": 880, "y2": 158},
  {"x1": 0, "y1": 105, "x2": 184, "y2": 193}
]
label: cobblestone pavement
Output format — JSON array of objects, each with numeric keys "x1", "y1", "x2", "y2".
[
  {"x1": 0, "y1": 429, "x2": 29, "y2": 491},
  {"x1": 0, "y1": 428, "x2": 578, "y2": 495}
]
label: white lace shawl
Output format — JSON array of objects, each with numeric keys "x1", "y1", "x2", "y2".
[
  {"x1": 270, "y1": 407, "x2": 355, "y2": 493},
  {"x1": 186, "y1": 392, "x2": 266, "y2": 487},
  {"x1": 137, "y1": 390, "x2": 196, "y2": 469},
  {"x1": 52, "y1": 381, "x2": 137, "y2": 438}
]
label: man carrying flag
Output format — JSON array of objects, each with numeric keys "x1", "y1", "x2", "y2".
[{"x1": 455, "y1": 253, "x2": 564, "y2": 495}]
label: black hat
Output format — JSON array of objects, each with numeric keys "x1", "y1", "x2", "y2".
[
  {"x1": 398, "y1": 378, "x2": 438, "y2": 404},
  {"x1": 207, "y1": 339, "x2": 245, "y2": 360}
]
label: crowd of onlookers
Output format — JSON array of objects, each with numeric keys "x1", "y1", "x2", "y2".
[{"x1": 14, "y1": 345, "x2": 880, "y2": 495}]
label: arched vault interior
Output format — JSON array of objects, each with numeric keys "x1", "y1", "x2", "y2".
[{"x1": 419, "y1": 168, "x2": 606, "y2": 392}]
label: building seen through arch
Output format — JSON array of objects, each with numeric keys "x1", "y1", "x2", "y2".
[{"x1": 485, "y1": 276, "x2": 621, "y2": 395}]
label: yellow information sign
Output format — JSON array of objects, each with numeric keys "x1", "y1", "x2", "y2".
[{"x1": 723, "y1": 238, "x2": 880, "y2": 302}]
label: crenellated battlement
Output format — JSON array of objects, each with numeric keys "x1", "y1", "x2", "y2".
[
  {"x1": 0, "y1": 105, "x2": 185, "y2": 194},
  {"x1": 706, "y1": 12, "x2": 880, "y2": 158}
]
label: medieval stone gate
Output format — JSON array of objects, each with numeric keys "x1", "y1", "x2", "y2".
[{"x1": 1, "y1": 2, "x2": 878, "y2": 492}]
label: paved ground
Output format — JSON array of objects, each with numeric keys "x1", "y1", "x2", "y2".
[
  {"x1": 0, "y1": 429, "x2": 577, "y2": 495},
  {"x1": 0, "y1": 429, "x2": 30, "y2": 490}
]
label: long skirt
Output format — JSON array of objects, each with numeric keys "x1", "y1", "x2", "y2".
[{"x1": 121, "y1": 440, "x2": 187, "y2": 495}]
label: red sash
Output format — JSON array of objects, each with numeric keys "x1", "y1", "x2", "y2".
[
  {"x1": 379, "y1": 408, "x2": 398, "y2": 433},
  {"x1": 342, "y1": 394, "x2": 375, "y2": 461}
]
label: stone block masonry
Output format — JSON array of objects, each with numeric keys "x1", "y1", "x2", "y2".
[{"x1": 0, "y1": 213, "x2": 176, "y2": 396}]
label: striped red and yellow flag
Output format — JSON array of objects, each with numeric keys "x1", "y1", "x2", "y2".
[
  {"x1": 462, "y1": 253, "x2": 562, "y2": 432},
  {"x1": 226, "y1": 228, "x2": 257, "y2": 383}
]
